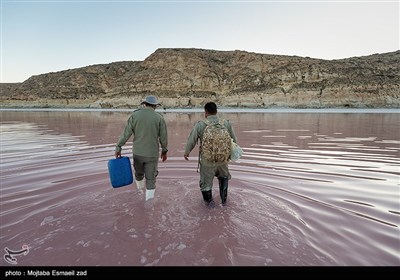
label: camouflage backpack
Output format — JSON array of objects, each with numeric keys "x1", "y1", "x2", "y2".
[{"x1": 201, "y1": 119, "x2": 232, "y2": 162}]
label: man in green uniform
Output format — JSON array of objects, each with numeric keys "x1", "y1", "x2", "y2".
[
  {"x1": 184, "y1": 102, "x2": 237, "y2": 205},
  {"x1": 115, "y1": 96, "x2": 168, "y2": 201}
]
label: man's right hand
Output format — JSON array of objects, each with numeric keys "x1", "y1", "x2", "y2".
[
  {"x1": 161, "y1": 151, "x2": 168, "y2": 162},
  {"x1": 115, "y1": 152, "x2": 121, "y2": 158}
]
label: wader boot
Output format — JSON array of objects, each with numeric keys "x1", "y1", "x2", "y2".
[
  {"x1": 146, "y1": 189, "x2": 155, "y2": 201},
  {"x1": 136, "y1": 179, "x2": 145, "y2": 191},
  {"x1": 218, "y1": 177, "x2": 229, "y2": 205},
  {"x1": 201, "y1": 190, "x2": 213, "y2": 204}
]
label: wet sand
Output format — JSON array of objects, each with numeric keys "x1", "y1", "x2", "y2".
[{"x1": 1, "y1": 110, "x2": 399, "y2": 266}]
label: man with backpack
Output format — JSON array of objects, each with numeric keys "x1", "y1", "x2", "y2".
[{"x1": 184, "y1": 102, "x2": 237, "y2": 205}]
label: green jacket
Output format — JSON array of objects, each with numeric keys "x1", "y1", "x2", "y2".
[
  {"x1": 184, "y1": 115, "x2": 237, "y2": 166},
  {"x1": 116, "y1": 107, "x2": 168, "y2": 157}
]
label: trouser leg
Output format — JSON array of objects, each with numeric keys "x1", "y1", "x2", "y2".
[
  {"x1": 133, "y1": 154, "x2": 145, "y2": 182},
  {"x1": 133, "y1": 154, "x2": 145, "y2": 191},
  {"x1": 133, "y1": 155, "x2": 158, "y2": 201},
  {"x1": 199, "y1": 164, "x2": 213, "y2": 192},
  {"x1": 143, "y1": 157, "x2": 158, "y2": 190},
  {"x1": 199, "y1": 164, "x2": 214, "y2": 204},
  {"x1": 143, "y1": 157, "x2": 158, "y2": 201}
]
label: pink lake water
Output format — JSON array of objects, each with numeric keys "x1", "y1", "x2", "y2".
[{"x1": 1, "y1": 110, "x2": 399, "y2": 266}]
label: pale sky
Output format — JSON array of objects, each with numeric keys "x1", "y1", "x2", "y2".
[{"x1": 1, "y1": 0, "x2": 399, "y2": 83}]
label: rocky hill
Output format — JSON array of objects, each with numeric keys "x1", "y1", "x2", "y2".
[{"x1": 1, "y1": 48, "x2": 399, "y2": 108}]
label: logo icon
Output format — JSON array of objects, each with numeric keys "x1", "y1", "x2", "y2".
[{"x1": 4, "y1": 245, "x2": 29, "y2": 265}]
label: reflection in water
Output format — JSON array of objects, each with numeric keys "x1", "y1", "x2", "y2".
[{"x1": 0, "y1": 110, "x2": 399, "y2": 266}]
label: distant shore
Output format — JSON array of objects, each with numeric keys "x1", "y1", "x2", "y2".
[{"x1": 1, "y1": 107, "x2": 399, "y2": 113}]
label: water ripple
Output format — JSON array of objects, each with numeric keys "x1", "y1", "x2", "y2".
[{"x1": 1, "y1": 112, "x2": 399, "y2": 266}]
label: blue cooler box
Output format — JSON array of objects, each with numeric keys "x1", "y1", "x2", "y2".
[{"x1": 108, "y1": 157, "x2": 134, "y2": 188}]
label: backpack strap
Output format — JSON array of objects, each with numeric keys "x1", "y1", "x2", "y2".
[
  {"x1": 198, "y1": 119, "x2": 210, "y2": 173},
  {"x1": 200, "y1": 119, "x2": 212, "y2": 143}
]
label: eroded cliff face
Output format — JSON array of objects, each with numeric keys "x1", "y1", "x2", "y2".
[{"x1": 1, "y1": 48, "x2": 399, "y2": 108}]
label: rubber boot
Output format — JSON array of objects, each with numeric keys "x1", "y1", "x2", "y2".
[
  {"x1": 136, "y1": 179, "x2": 145, "y2": 191},
  {"x1": 145, "y1": 189, "x2": 155, "y2": 201},
  {"x1": 218, "y1": 177, "x2": 228, "y2": 205},
  {"x1": 201, "y1": 190, "x2": 213, "y2": 204}
]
